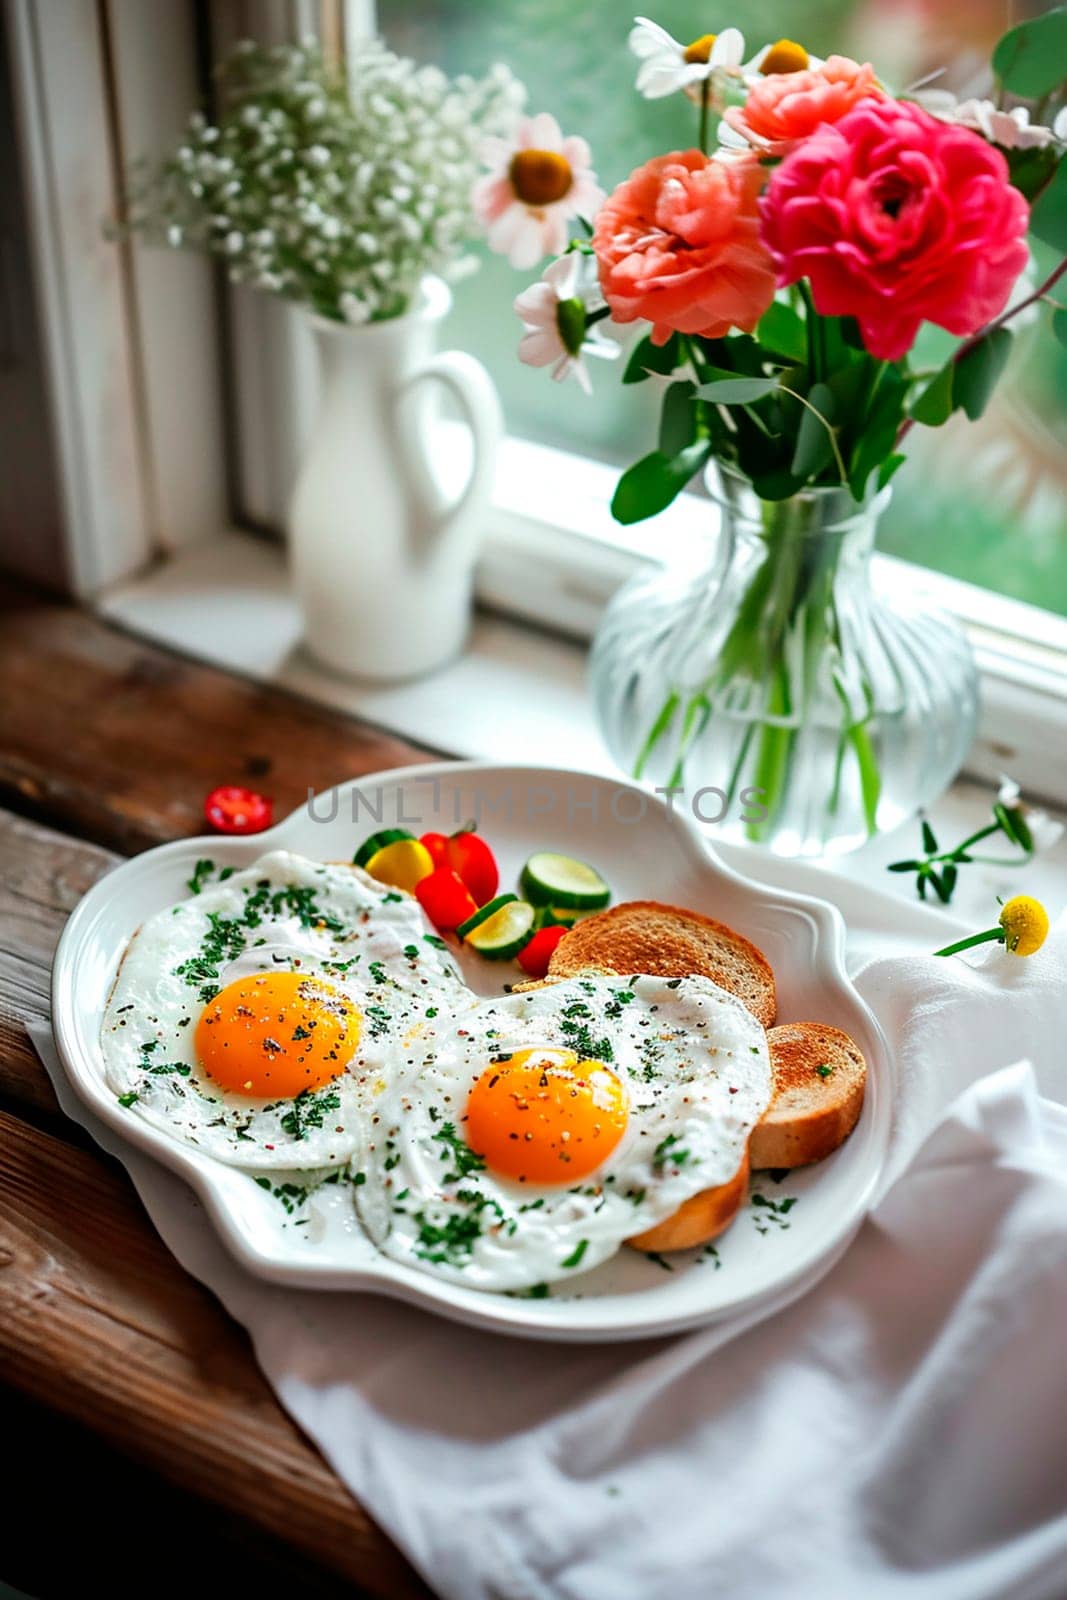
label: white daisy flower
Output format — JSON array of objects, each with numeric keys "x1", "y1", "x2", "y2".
[
  {"x1": 628, "y1": 18, "x2": 745, "y2": 101},
  {"x1": 513, "y1": 254, "x2": 606, "y2": 393},
  {"x1": 916, "y1": 91, "x2": 1061, "y2": 150},
  {"x1": 474, "y1": 113, "x2": 604, "y2": 270},
  {"x1": 997, "y1": 776, "x2": 1064, "y2": 856}
]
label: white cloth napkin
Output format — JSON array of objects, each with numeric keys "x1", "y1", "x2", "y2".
[{"x1": 32, "y1": 928, "x2": 1067, "y2": 1600}]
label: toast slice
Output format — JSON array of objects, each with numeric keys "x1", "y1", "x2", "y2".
[
  {"x1": 627, "y1": 1148, "x2": 750, "y2": 1253},
  {"x1": 546, "y1": 901, "x2": 776, "y2": 1027},
  {"x1": 749, "y1": 1022, "x2": 866, "y2": 1169}
]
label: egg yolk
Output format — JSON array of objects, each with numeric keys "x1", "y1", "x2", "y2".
[
  {"x1": 195, "y1": 972, "x2": 359, "y2": 1097},
  {"x1": 465, "y1": 1048, "x2": 628, "y2": 1185}
]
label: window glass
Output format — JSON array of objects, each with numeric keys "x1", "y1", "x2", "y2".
[{"x1": 382, "y1": 2, "x2": 1067, "y2": 618}]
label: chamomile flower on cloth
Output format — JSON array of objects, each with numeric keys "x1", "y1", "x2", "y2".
[
  {"x1": 935, "y1": 895, "x2": 1052, "y2": 960},
  {"x1": 915, "y1": 91, "x2": 1062, "y2": 151},
  {"x1": 474, "y1": 113, "x2": 604, "y2": 270},
  {"x1": 628, "y1": 18, "x2": 745, "y2": 101},
  {"x1": 514, "y1": 254, "x2": 609, "y2": 393}
]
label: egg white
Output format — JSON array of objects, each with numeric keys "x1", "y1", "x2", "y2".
[
  {"x1": 101, "y1": 850, "x2": 472, "y2": 1169},
  {"x1": 354, "y1": 973, "x2": 771, "y2": 1291}
]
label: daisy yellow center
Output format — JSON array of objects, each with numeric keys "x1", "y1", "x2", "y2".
[
  {"x1": 999, "y1": 895, "x2": 1049, "y2": 957},
  {"x1": 509, "y1": 149, "x2": 573, "y2": 207},
  {"x1": 684, "y1": 32, "x2": 717, "y2": 64},
  {"x1": 760, "y1": 38, "x2": 809, "y2": 74}
]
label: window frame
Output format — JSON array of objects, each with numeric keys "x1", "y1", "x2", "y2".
[{"x1": 8, "y1": 0, "x2": 1067, "y2": 806}]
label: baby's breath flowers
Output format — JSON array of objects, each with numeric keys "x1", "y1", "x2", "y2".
[
  {"x1": 120, "y1": 38, "x2": 525, "y2": 323},
  {"x1": 935, "y1": 895, "x2": 1051, "y2": 959}
]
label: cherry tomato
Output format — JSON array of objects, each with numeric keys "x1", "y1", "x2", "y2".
[
  {"x1": 415, "y1": 867, "x2": 479, "y2": 932},
  {"x1": 516, "y1": 923, "x2": 568, "y2": 979},
  {"x1": 419, "y1": 825, "x2": 499, "y2": 906},
  {"x1": 204, "y1": 785, "x2": 273, "y2": 835}
]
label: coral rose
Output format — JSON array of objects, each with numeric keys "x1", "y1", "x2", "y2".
[
  {"x1": 593, "y1": 150, "x2": 776, "y2": 345},
  {"x1": 723, "y1": 55, "x2": 885, "y2": 153},
  {"x1": 761, "y1": 98, "x2": 1030, "y2": 361}
]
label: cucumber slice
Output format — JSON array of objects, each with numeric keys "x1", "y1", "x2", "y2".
[
  {"x1": 521, "y1": 852, "x2": 610, "y2": 911},
  {"x1": 464, "y1": 898, "x2": 536, "y2": 961},
  {"x1": 354, "y1": 827, "x2": 414, "y2": 868},
  {"x1": 456, "y1": 893, "x2": 518, "y2": 941}
]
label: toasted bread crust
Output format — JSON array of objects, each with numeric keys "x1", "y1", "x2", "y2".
[
  {"x1": 750, "y1": 1022, "x2": 866, "y2": 1169},
  {"x1": 546, "y1": 901, "x2": 776, "y2": 1027},
  {"x1": 627, "y1": 1148, "x2": 750, "y2": 1253}
]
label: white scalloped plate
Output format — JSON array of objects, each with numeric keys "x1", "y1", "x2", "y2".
[{"x1": 52, "y1": 762, "x2": 892, "y2": 1342}]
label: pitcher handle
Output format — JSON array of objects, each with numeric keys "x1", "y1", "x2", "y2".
[{"x1": 394, "y1": 350, "x2": 503, "y2": 561}]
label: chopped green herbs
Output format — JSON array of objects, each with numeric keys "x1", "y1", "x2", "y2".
[
  {"x1": 279, "y1": 1087, "x2": 342, "y2": 1141},
  {"x1": 560, "y1": 1238, "x2": 589, "y2": 1269},
  {"x1": 815, "y1": 1063, "x2": 833, "y2": 1079},
  {"x1": 652, "y1": 1132, "x2": 691, "y2": 1171},
  {"x1": 187, "y1": 858, "x2": 216, "y2": 895},
  {"x1": 432, "y1": 1122, "x2": 486, "y2": 1182}
]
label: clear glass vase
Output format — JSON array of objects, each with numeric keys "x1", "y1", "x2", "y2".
[{"x1": 590, "y1": 461, "x2": 979, "y2": 857}]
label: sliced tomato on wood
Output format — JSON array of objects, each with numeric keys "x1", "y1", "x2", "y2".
[{"x1": 204, "y1": 785, "x2": 273, "y2": 835}]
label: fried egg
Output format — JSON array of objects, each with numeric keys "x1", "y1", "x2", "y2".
[
  {"x1": 354, "y1": 973, "x2": 771, "y2": 1290},
  {"x1": 101, "y1": 850, "x2": 470, "y2": 1169}
]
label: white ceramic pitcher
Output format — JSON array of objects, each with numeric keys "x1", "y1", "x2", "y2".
[{"x1": 289, "y1": 276, "x2": 501, "y2": 681}]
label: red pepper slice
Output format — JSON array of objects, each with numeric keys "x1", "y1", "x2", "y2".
[
  {"x1": 516, "y1": 924, "x2": 568, "y2": 979},
  {"x1": 204, "y1": 785, "x2": 273, "y2": 835},
  {"x1": 415, "y1": 867, "x2": 479, "y2": 932},
  {"x1": 419, "y1": 825, "x2": 499, "y2": 906}
]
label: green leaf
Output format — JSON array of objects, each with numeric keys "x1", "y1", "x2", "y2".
[
  {"x1": 610, "y1": 440, "x2": 712, "y2": 525},
  {"x1": 658, "y1": 379, "x2": 698, "y2": 456},
  {"x1": 940, "y1": 862, "x2": 958, "y2": 902},
  {"x1": 922, "y1": 818, "x2": 939, "y2": 854},
  {"x1": 622, "y1": 332, "x2": 680, "y2": 385},
  {"x1": 1005, "y1": 143, "x2": 1060, "y2": 202},
  {"x1": 994, "y1": 801, "x2": 1034, "y2": 852},
  {"x1": 1053, "y1": 308, "x2": 1067, "y2": 351},
  {"x1": 909, "y1": 361, "x2": 955, "y2": 426},
  {"x1": 1030, "y1": 156, "x2": 1067, "y2": 254},
  {"x1": 953, "y1": 328, "x2": 1013, "y2": 422},
  {"x1": 756, "y1": 301, "x2": 807, "y2": 364},
  {"x1": 749, "y1": 466, "x2": 804, "y2": 500},
  {"x1": 695, "y1": 375, "x2": 780, "y2": 403},
  {"x1": 992, "y1": 9, "x2": 1067, "y2": 99},
  {"x1": 877, "y1": 453, "x2": 907, "y2": 490},
  {"x1": 790, "y1": 382, "x2": 835, "y2": 479},
  {"x1": 847, "y1": 369, "x2": 906, "y2": 500}
]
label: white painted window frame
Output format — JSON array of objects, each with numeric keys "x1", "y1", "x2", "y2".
[{"x1": 7, "y1": 0, "x2": 1067, "y2": 808}]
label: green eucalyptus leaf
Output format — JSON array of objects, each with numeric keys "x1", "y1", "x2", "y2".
[
  {"x1": 611, "y1": 440, "x2": 712, "y2": 525},
  {"x1": 992, "y1": 9, "x2": 1067, "y2": 99},
  {"x1": 790, "y1": 381, "x2": 835, "y2": 479},
  {"x1": 1031, "y1": 156, "x2": 1067, "y2": 253},
  {"x1": 953, "y1": 328, "x2": 1013, "y2": 421},
  {"x1": 658, "y1": 379, "x2": 698, "y2": 456},
  {"x1": 756, "y1": 301, "x2": 807, "y2": 364},
  {"x1": 622, "y1": 332, "x2": 680, "y2": 385},
  {"x1": 909, "y1": 361, "x2": 955, "y2": 426},
  {"x1": 1053, "y1": 308, "x2": 1067, "y2": 351},
  {"x1": 695, "y1": 375, "x2": 780, "y2": 404}
]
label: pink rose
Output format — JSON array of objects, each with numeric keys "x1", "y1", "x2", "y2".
[
  {"x1": 761, "y1": 98, "x2": 1030, "y2": 361},
  {"x1": 723, "y1": 56, "x2": 886, "y2": 153},
  {"x1": 593, "y1": 150, "x2": 776, "y2": 346}
]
